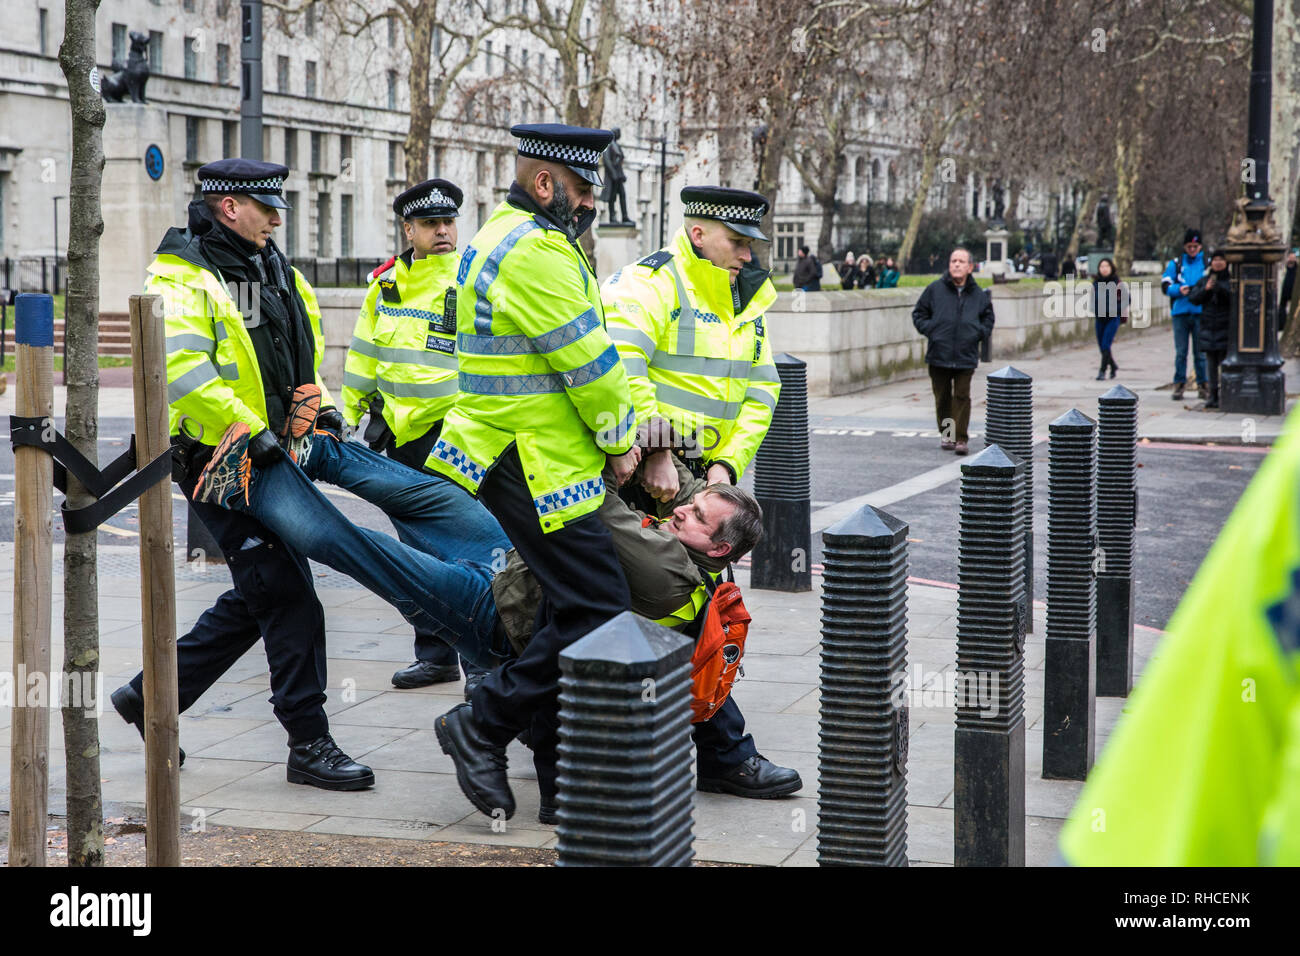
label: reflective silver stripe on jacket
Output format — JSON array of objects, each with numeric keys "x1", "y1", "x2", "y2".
[{"x1": 654, "y1": 381, "x2": 743, "y2": 420}]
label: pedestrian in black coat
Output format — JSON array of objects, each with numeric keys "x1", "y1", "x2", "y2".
[
  {"x1": 911, "y1": 247, "x2": 996, "y2": 454},
  {"x1": 1188, "y1": 250, "x2": 1231, "y2": 408}
]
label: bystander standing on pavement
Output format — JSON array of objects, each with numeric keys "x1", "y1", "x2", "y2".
[
  {"x1": 1279, "y1": 248, "x2": 1296, "y2": 333},
  {"x1": 911, "y1": 247, "x2": 995, "y2": 455},
  {"x1": 1091, "y1": 256, "x2": 1125, "y2": 380},
  {"x1": 1162, "y1": 228, "x2": 1208, "y2": 402},
  {"x1": 1188, "y1": 248, "x2": 1231, "y2": 409},
  {"x1": 839, "y1": 250, "x2": 857, "y2": 288},
  {"x1": 856, "y1": 253, "x2": 877, "y2": 289},
  {"x1": 876, "y1": 255, "x2": 900, "y2": 288},
  {"x1": 792, "y1": 244, "x2": 822, "y2": 291}
]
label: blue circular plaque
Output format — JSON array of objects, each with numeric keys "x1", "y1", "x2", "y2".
[{"x1": 145, "y1": 143, "x2": 164, "y2": 181}]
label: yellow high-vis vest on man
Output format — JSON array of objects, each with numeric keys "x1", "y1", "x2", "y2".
[
  {"x1": 340, "y1": 249, "x2": 461, "y2": 446},
  {"x1": 602, "y1": 225, "x2": 780, "y2": 480},
  {"x1": 1057, "y1": 411, "x2": 1300, "y2": 866},
  {"x1": 426, "y1": 199, "x2": 636, "y2": 532},
  {"x1": 147, "y1": 253, "x2": 331, "y2": 444}
]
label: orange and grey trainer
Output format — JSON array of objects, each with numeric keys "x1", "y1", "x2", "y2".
[
  {"x1": 282, "y1": 384, "x2": 321, "y2": 464},
  {"x1": 194, "y1": 422, "x2": 253, "y2": 509}
]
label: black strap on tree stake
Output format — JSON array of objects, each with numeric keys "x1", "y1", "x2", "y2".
[{"x1": 9, "y1": 415, "x2": 174, "y2": 535}]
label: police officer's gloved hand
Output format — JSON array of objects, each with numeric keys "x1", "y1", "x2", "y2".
[
  {"x1": 248, "y1": 428, "x2": 284, "y2": 468},
  {"x1": 316, "y1": 407, "x2": 346, "y2": 442}
]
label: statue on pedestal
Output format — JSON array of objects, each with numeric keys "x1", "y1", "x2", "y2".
[
  {"x1": 600, "y1": 127, "x2": 632, "y2": 225},
  {"x1": 101, "y1": 31, "x2": 151, "y2": 103}
]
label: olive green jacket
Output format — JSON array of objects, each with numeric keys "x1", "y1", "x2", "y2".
[{"x1": 492, "y1": 459, "x2": 726, "y2": 650}]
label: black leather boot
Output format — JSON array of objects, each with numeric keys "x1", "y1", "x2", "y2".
[
  {"x1": 697, "y1": 755, "x2": 803, "y2": 798},
  {"x1": 286, "y1": 733, "x2": 375, "y2": 791},
  {"x1": 435, "y1": 702, "x2": 515, "y2": 819},
  {"x1": 1096, "y1": 356, "x2": 1107, "y2": 380},
  {"x1": 111, "y1": 683, "x2": 185, "y2": 767},
  {"x1": 1107, "y1": 351, "x2": 1118, "y2": 378},
  {"x1": 391, "y1": 660, "x2": 461, "y2": 689}
]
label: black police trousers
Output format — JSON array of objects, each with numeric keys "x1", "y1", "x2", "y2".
[
  {"x1": 469, "y1": 446, "x2": 630, "y2": 773},
  {"x1": 129, "y1": 471, "x2": 329, "y2": 743},
  {"x1": 385, "y1": 421, "x2": 487, "y2": 679}
]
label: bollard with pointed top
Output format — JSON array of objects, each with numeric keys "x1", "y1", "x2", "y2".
[
  {"x1": 750, "y1": 353, "x2": 812, "y2": 592},
  {"x1": 817, "y1": 505, "x2": 910, "y2": 866},
  {"x1": 555, "y1": 611, "x2": 696, "y2": 866},
  {"x1": 983, "y1": 365, "x2": 1034, "y2": 634},
  {"x1": 1043, "y1": 409, "x2": 1097, "y2": 780},
  {"x1": 954, "y1": 444, "x2": 1026, "y2": 867},
  {"x1": 1096, "y1": 386, "x2": 1138, "y2": 697}
]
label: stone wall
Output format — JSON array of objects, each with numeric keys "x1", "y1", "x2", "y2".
[{"x1": 314, "y1": 279, "x2": 1172, "y2": 400}]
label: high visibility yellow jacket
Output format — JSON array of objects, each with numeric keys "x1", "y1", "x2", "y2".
[
  {"x1": 146, "y1": 245, "x2": 332, "y2": 445},
  {"x1": 1058, "y1": 412, "x2": 1300, "y2": 865},
  {"x1": 601, "y1": 226, "x2": 781, "y2": 480},
  {"x1": 426, "y1": 196, "x2": 636, "y2": 533},
  {"x1": 340, "y1": 249, "x2": 460, "y2": 446}
]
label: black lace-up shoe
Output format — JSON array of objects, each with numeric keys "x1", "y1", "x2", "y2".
[
  {"x1": 391, "y1": 660, "x2": 461, "y2": 689},
  {"x1": 435, "y1": 703, "x2": 515, "y2": 819},
  {"x1": 697, "y1": 755, "x2": 802, "y2": 798},
  {"x1": 111, "y1": 683, "x2": 185, "y2": 767},
  {"x1": 286, "y1": 733, "x2": 375, "y2": 791}
]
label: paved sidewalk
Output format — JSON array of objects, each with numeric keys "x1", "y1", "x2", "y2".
[{"x1": 0, "y1": 543, "x2": 1162, "y2": 866}]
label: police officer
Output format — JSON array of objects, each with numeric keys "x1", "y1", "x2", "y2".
[
  {"x1": 340, "y1": 178, "x2": 491, "y2": 694},
  {"x1": 430, "y1": 124, "x2": 639, "y2": 820},
  {"x1": 109, "y1": 159, "x2": 374, "y2": 790},
  {"x1": 602, "y1": 186, "x2": 801, "y2": 798}
]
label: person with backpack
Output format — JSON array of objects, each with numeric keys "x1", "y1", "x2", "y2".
[
  {"x1": 792, "y1": 244, "x2": 822, "y2": 290},
  {"x1": 1162, "y1": 228, "x2": 1208, "y2": 401}
]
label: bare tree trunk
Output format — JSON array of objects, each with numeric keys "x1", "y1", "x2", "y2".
[
  {"x1": 58, "y1": 0, "x2": 105, "y2": 867},
  {"x1": 1065, "y1": 181, "x2": 1100, "y2": 260},
  {"x1": 898, "y1": 143, "x2": 942, "y2": 271},
  {"x1": 1112, "y1": 127, "x2": 1143, "y2": 276},
  {"x1": 1006, "y1": 178, "x2": 1021, "y2": 226},
  {"x1": 403, "y1": 8, "x2": 434, "y2": 184}
]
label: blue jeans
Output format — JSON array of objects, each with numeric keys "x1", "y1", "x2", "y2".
[
  {"x1": 241, "y1": 437, "x2": 512, "y2": 670},
  {"x1": 1172, "y1": 312, "x2": 1207, "y2": 386}
]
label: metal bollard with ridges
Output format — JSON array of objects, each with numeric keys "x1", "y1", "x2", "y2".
[
  {"x1": 817, "y1": 505, "x2": 910, "y2": 867},
  {"x1": 983, "y1": 365, "x2": 1034, "y2": 634},
  {"x1": 1096, "y1": 386, "x2": 1138, "y2": 697},
  {"x1": 555, "y1": 611, "x2": 695, "y2": 867},
  {"x1": 954, "y1": 444, "x2": 1026, "y2": 867},
  {"x1": 1043, "y1": 409, "x2": 1097, "y2": 780},
  {"x1": 750, "y1": 353, "x2": 811, "y2": 592}
]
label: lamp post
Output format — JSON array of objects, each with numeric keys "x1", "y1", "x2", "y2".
[
  {"x1": 240, "y1": 0, "x2": 264, "y2": 159},
  {"x1": 658, "y1": 135, "x2": 667, "y2": 250},
  {"x1": 1220, "y1": 0, "x2": 1286, "y2": 415}
]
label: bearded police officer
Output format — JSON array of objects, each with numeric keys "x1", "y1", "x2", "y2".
[
  {"x1": 602, "y1": 185, "x2": 801, "y2": 798},
  {"x1": 430, "y1": 124, "x2": 640, "y2": 820},
  {"x1": 340, "y1": 178, "x2": 492, "y2": 695},
  {"x1": 110, "y1": 159, "x2": 374, "y2": 790}
]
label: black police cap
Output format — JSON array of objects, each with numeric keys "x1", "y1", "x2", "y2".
[
  {"x1": 510, "y1": 123, "x2": 613, "y2": 187},
  {"x1": 394, "y1": 178, "x2": 463, "y2": 219},
  {"x1": 197, "y1": 158, "x2": 291, "y2": 209},
  {"x1": 681, "y1": 186, "x2": 770, "y2": 241}
]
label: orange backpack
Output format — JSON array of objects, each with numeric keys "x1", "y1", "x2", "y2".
[{"x1": 689, "y1": 575, "x2": 751, "y2": 723}]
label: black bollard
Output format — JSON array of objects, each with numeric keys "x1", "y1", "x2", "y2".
[
  {"x1": 954, "y1": 444, "x2": 1026, "y2": 867},
  {"x1": 1095, "y1": 386, "x2": 1138, "y2": 697},
  {"x1": 817, "y1": 505, "x2": 910, "y2": 867},
  {"x1": 186, "y1": 501, "x2": 224, "y2": 564},
  {"x1": 555, "y1": 611, "x2": 695, "y2": 866},
  {"x1": 750, "y1": 353, "x2": 811, "y2": 592},
  {"x1": 1043, "y1": 409, "x2": 1097, "y2": 780},
  {"x1": 983, "y1": 365, "x2": 1034, "y2": 634}
]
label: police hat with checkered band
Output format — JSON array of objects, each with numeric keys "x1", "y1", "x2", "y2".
[
  {"x1": 393, "y1": 178, "x2": 463, "y2": 220},
  {"x1": 197, "y1": 158, "x2": 291, "y2": 209},
  {"x1": 681, "y1": 186, "x2": 770, "y2": 241},
  {"x1": 510, "y1": 123, "x2": 613, "y2": 187}
]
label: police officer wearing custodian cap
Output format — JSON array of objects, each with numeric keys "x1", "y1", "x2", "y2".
[
  {"x1": 340, "y1": 178, "x2": 493, "y2": 695},
  {"x1": 430, "y1": 124, "x2": 641, "y2": 821}
]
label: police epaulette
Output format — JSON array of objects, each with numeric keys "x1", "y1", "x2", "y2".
[
  {"x1": 638, "y1": 250, "x2": 674, "y2": 271},
  {"x1": 369, "y1": 255, "x2": 397, "y2": 283}
]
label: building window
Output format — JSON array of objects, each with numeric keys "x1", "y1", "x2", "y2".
[
  {"x1": 340, "y1": 195, "x2": 353, "y2": 257},
  {"x1": 305, "y1": 2, "x2": 316, "y2": 37},
  {"x1": 433, "y1": 25, "x2": 441, "y2": 56},
  {"x1": 284, "y1": 127, "x2": 297, "y2": 168},
  {"x1": 217, "y1": 0, "x2": 230, "y2": 16},
  {"x1": 387, "y1": 70, "x2": 397, "y2": 109},
  {"x1": 310, "y1": 131, "x2": 322, "y2": 172},
  {"x1": 484, "y1": 40, "x2": 493, "y2": 74},
  {"x1": 183, "y1": 0, "x2": 196, "y2": 10},
  {"x1": 503, "y1": 45, "x2": 510, "y2": 73},
  {"x1": 111, "y1": 23, "x2": 127, "y2": 63},
  {"x1": 217, "y1": 43, "x2": 230, "y2": 85},
  {"x1": 433, "y1": 145, "x2": 445, "y2": 177},
  {"x1": 284, "y1": 191, "x2": 299, "y2": 256},
  {"x1": 476, "y1": 202, "x2": 486, "y2": 232},
  {"x1": 185, "y1": 117, "x2": 200, "y2": 162},
  {"x1": 775, "y1": 222, "x2": 802, "y2": 262},
  {"x1": 184, "y1": 36, "x2": 198, "y2": 80},
  {"x1": 38, "y1": 8, "x2": 48, "y2": 55},
  {"x1": 315, "y1": 193, "x2": 331, "y2": 257},
  {"x1": 388, "y1": 141, "x2": 399, "y2": 179},
  {"x1": 339, "y1": 134, "x2": 352, "y2": 177},
  {"x1": 475, "y1": 151, "x2": 486, "y2": 185},
  {"x1": 305, "y1": 60, "x2": 317, "y2": 98},
  {"x1": 387, "y1": 17, "x2": 397, "y2": 46},
  {"x1": 223, "y1": 120, "x2": 237, "y2": 158},
  {"x1": 277, "y1": 55, "x2": 289, "y2": 93},
  {"x1": 148, "y1": 31, "x2": 164, "y2": 73}
]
